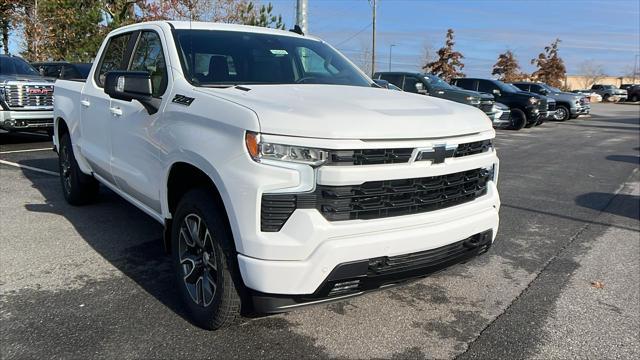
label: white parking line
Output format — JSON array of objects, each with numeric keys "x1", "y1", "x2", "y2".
[
  {"x1": 0, "y1": 159, "x2": 59, "y2": 176},
  {"x1": 0, "y1": 148, "x2": 53, "y2": 154}
]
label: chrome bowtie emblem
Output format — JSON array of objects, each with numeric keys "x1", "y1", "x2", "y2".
[{"x1": 415, "y1": 144, "x2": 457, "y2": 164}]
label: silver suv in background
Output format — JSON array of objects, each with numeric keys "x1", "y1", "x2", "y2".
[
  {"x1": 512, "y1": 82, "x2": 590, "y2": 121},
  {"x1": 0, "y1": 54, "x2": 54, "y2": 134},
  {"x1": 590, "y1": 84, "x2": 627, "y2": 102}
]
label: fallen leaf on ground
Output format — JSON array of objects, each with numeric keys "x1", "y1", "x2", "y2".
[{"x1": 591, "y1": 280, "x2": 605, "y2": 289}]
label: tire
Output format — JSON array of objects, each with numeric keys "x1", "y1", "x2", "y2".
[
  {"x1": 603, "y1": 94, "x2": 610, "y2": 102},
  {"x1": 631, "y1": 94, "x2": 639, "y2": 102},
  {"x1": 172, "y1": 188, "x2": 242, "y2": 330},
  {"x1": 509, "y1": 108, "x2": 526, "y2": 130},
  {"x1": 535, "y1": 116, "x2": 545, "y2": 126},
  {"x1": 554, "y1": 105, "x2": 570, "y2": 121},
  {"x1": 58, "y1": 133, "x2": 99, "y2": 205}
]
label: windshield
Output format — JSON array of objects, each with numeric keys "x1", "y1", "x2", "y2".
[
  {"x1": 0, "y1": 56, "x2": 40, "y2": 76},
  {"x1": 423, "y1": 74, "x2": 454, "y2": 89},
  {"x1": 174, "y1": 30, "x2": 372, "y2": 87}
]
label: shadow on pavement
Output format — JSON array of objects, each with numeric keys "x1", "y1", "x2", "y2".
[
  {"x1": 575, "y1": 192, "x2": 640, "y2": 221},
  {"x1": 0, "y1": 131, "x2": 50, "y2": 145},
  {"x1": 606, "y1": 154, "x2": 640, "y2": 164},
  {"x1": 18, "y1": 160, "x2": 189, "y2": 322}
]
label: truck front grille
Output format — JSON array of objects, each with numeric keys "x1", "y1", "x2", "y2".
[
  {"x1": 261, "y1": 168, "x2": 491, "y2": 231},
  {"x1": 3, "y1": 83, "x2": 54, "y2": 109},
  {"x1": 479, "y1": 101, "x2": 494, "y2": 113},
  {"x1": 327, "y1": 139, "x2": 492, "y2": 166}
]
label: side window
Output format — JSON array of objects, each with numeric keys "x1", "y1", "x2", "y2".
[
  {"x1": 530, "y1": 84, "x2": 543, "y2": 94},
  {"x1": 43, "y1": 65, "x2": 62, "y2": 78},
  {"x1": 96, "y1": 32, "x2": 132, "y2": 87},
  {"x1": 379, "y1": 74, "x2": 402, "y2": 87},
  {"x1": 454, "y1": 78, "x2": 475, "y2": 91},
  {"x1": 61, "y1": 65, "x2": 81, "y2": 80},
  {"x1": 129, "y1": 31, "x2": 168, "y2": 97},
  {"x1": 296, "y1": 47, "x2": 337, "y2": 75},
  {"x1": 514, "y1": 83, "x2": 529, "y2": 92},
  {"x1": 402, "y1": 76, "x2": 420, "y2": 93},
  {"x1": 477, "y1": 80, "x2": 497, "y2": 94}
]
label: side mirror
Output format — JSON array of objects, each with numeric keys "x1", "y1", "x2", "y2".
[
  {"x1": 415, "y1": 82, "x2": 428, "y2": 94},
  {"x1": 372, "y1": 79, "x2": 390, "y2": 88},
  {"x1": 104, "y1": 71, "x2": 160, "y2": 114},
  {"x1": 492, "y1": 89, "x2": 501, "y2": 96}
]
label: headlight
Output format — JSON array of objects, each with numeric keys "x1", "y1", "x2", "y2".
[
  {"x1": 528, "y1": 97, "x2": 539, "y2": 105},
  {"x1": 466, "y1": 96, "x2": 480, "y2": 104},
  {"x1": 245, "y1": 132, "x2": 328, "y2": 166}
]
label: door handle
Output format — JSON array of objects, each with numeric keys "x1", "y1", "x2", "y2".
[
  {"x1": 109, "y1": 106, "x2": 123, "y2": 116},
  {"x1": 80, "y1": 99, "x2": 90, "y2": 107}
]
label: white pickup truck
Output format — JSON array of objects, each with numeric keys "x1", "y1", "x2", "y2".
[{"x1": 53, "y1": 21, "x2": 500, "y2": 330}]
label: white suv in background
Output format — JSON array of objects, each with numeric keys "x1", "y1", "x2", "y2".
[{"x1": 53, "y1": 21, "x2": 500, "y2": 329}]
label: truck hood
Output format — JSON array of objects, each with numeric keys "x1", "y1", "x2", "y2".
[
  {"x1": 199, "y1": 85, "x2": 492, "y2": 139},
  {"x1": 0, "y1": 74, "x2": 53, "y2": 83}
]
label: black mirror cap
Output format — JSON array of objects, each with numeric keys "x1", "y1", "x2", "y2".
[
  {"x1": 104, "y1": 71, "x2": 153, "y2": 101},
  {"x1": 104, "y1": 71, "x2": 159, "y2": 114}
]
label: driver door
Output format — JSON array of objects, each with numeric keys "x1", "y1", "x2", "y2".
[{"x1": 108, "y1": 29, "x2": 171, "y2": 215}]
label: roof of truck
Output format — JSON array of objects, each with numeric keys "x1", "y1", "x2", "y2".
[{"x1": 110, "y1": 21, "x2": 317, "y2": 41}]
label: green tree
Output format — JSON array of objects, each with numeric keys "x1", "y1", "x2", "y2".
[
  {"x1": 239, "y1": 2, "x2": 285, "y2": 29},
  {"x1": 423, "y1": 29, "x2": 465, "y2": 81},
  {"x1": 0, "y1": 0, "x2": 20, "y2": 54},
  {"x1": 531, "y1": 39, "x2": 566, "y2": 87},
  {"x1": 492, "y1": 50, "x2": 527, "y2": 82}
]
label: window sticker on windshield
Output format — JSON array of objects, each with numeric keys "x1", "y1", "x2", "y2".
[{"x1": 270, "y1": 49, "x2": 288, "y2": 56}]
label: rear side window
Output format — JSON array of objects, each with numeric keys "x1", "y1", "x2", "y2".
[
  {"x1": 96, "y1": 32, "x2": 132, "y2": 87},
  {"x1": 129, "y1": 31, "x2": 168, "y2": 97},
  {"x1": 454, "y1": 78, "x2": 476, "y2": 91}
]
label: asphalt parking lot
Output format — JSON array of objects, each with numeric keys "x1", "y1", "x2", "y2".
[{"x1": 1, "y1": 103, "x2": 639, "y2": 359}]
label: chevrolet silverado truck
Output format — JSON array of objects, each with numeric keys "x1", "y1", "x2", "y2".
[
  {"x1": 53, "y1": 22, "x2": 500, "y2": 330},
  {"x1": 0, "y1": 54, "x2": 54, "y2": 133},
  {"x1": 373, "y1": 72, "x2": 500, "y2": 126},
  {"x1": 452, "y1": 77, "x2": 545, "y2": 129},
  {"x1": 512, "y1": 82, "x2": 589, "y2": 121},
  {"x1": 590, "y1": 84, "x2": 627, "y2": 102}
]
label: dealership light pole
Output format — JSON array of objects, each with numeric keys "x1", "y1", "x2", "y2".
[
  {"x1": 371, "y1": 0, "x2": 377, "y2": 76},
  {"x1": 388, "y1": 44, "x2": 396, "y2": 72},
  {"x1": 296, "y1": 0, "x2": 308, "y2": 34}
]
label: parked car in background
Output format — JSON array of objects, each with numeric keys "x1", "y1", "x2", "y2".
[
  {"x1": 374, "y1": 72, "x2": 498, "y2": 124},
  {"x1": 491, "y1": 102, "x2": 511, "y2": 129},
  {"x1": 0, "y1": 54, "x2": 54, "y2": 133},
  {"x1": 54, "y1": 21, "x2": 501, "y2": 330},
  {"x1": 512, "y1": 82, "x2": 589, "y2": 121},
  {"x1": 620, "y1": 84, "x2": 634, "y2": 91},
  {"x1": 32, "y1": 61, "x2": 92, "y2": 80},
  {"x1": 452, "y1": 78, "x2": 545, "y2": 130},
  {"x1": 571, "y1": 89, "x2": 602, "y2": 103},
  {"x1": 590, "y1": 84, "x2": 627, "y2": 102},
  {"x1": 625, "y1": 85, "x2": 640, "y2": 102}
]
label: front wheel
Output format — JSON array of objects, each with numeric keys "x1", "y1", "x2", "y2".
[
  {"x1": 58, "y1": 133, "x2": 99, "y2": 205},
  {"x1": 554, "y1": 105, "x2": 570, "y2": 121},
  {"x1": 509, "y1": 108, "x2": 527, "y2": 130},
  {"x1": 172, "y1": 188, "x2": 242, "y2": 330}
]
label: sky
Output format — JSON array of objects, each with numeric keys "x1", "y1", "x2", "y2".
[
  {"x1": 269, "y1": 0, "x2": 640, "y2": 77},
  {"x1": 7, "y1": 0, "x2": 639, "y2": 77}
]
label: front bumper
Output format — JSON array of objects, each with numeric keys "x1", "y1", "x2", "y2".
[
  {"x1": 572, "y1": 105, "x2": 590, "y2": 115},
  {"x1": 238, "y1": 181, "x2": 500, "y2": 296},
  {"x1": 0, "y1": 109, "x2": 54, "y2": 130},
  {"x1": 252, "y1": 229, "x2": 495, "y2": 312}
]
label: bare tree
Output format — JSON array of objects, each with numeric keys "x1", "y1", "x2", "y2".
[{"x1": 578, "y1": 60, "x2": 606, "y2": 89}]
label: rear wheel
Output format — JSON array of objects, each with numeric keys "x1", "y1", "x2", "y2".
[
  {"x1": 509, "y1": 108, "x2": 526, "y2": 130},
  {"x1": 554, "y1": 105, "x2": 570, "y2": 121},
  {"x1": 58, "y1": 133, "x2": 99, "y2": 205},
  {"x1": 631, "y1": 94, "x2": 639, "y2": 102},
  {"x1": 172, "y1": 188, "x2": 242, "y2": 330},
  {"x1": 603, "y1": 94, "x2": 611, "y2": 102}
]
